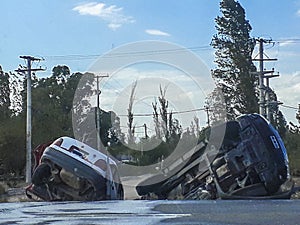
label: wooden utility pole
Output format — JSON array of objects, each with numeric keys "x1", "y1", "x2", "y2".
[
  {"x1": 143, "y1": 123, "x2": 148, "y2": 139},
  {"x1": 94, "y1": 73, "x2": 117, "y2": 199},
  {"x1": 205, "y1": 104, "x2": 210, "y2": 126},
  {"x1": 253, "y1": 38, "x2": 280, "y2": 121},
  {"x1": 297, "y1": 104, "x2": 300, "y2": 124},
  {"x1": 95, "y1": 74, "x2": 109, "y2": 152},
  {"x1": 15, "y1": 56, "x2": 45, "y2": 183}
]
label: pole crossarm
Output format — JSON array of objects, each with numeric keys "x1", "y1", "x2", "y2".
[
  {"x1": 15, "y1": 68, "x2": 45, "y2": 73},
  {"x1": 263, "y1": 74, "x2": 280, "y2": 79},
  {"x1": 252, "y1": 58, "x2": 277, "y2": 61}
]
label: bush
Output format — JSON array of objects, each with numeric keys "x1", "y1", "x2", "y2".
[
  {"x1": 0, "y1": 117, "x2": 26, "y2": 176},
  {"x1": 0, "y1": 183, "x2": 6, "y2": 195},
  {"x1": 284, "y1": 131, "x2": 300, "y2": 175}
]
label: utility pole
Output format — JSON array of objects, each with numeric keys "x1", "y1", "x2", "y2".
[
  {"x1": 143, "y1": 123, "x2": 148, "y2": 139},
  {"x1": 95, "y1": 73, "x2": 109, "y2": 152},
  {"x1": 253, "y1": 38, "x2": 279, "y2": 121},
  {"x1": 205, "y1": 104, "x2": 210, "y2": 126},
  {"x1": 297, "y1": 104, "x2": 300, "y2": 124},
  {"x1": 94, "y1": 73, "x2": 117, "y2": 199},
  {"x1": 15, "y1": 56, "x2": 45, "y2": 183}
]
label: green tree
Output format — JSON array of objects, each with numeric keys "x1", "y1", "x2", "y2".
[
  {"x1": 31, "y1": 66, "x2": 64, "y2": 145},
  {"x1": 0, "y1": 116, "x2": 25, "y2": 176},
  {"x1": 9, "y1": 72, "x2": 23, "y2": 114},
  {"x1": 284, "y1": 127, "x2": 300, "y2": 175},
  {"x1": 266, "y1": 88, "x2": 287, "y2": 137},
  {"x1": 127, "y1": 81, "x2": 137, "y2": 144},
  {"x1": 0, "y1": 66, "x2": 25, "y2": 176},
  {"x1": 71, "y1": 72, "x2": 122, "y2": 150},
  {"x1": 211, "y1": 0, "x2": 258, "y2": 120},
  {"x1": 29, "y1": 65, "x2": 83, "y2": 146},
  {"x1": 152, "y1": 85, "x2": 182, "y2": 142},
  {"x1": 206, "y1": 88, "x2": 227, "y2": 125},
  {"x1": 72, "y1": 71, "x2": 95, "y2": 141},
  {"x1": 0, "y1": 66, "x2": 11, "y2": 120}
]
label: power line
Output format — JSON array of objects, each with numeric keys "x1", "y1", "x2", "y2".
[
  {"x1": 280, "y1": 104, "x2": 298, "y2": 110},
  {"x1": 117, "y1": 107, "x2": 206, "y2": 117},
  {"x1": 43, "y1": 45, "x2": 212, "y2": 61},
  {"x1": 273, "y1": 38, "x2": 300, "y2": 43},
  {"x1": 38, "y1": 38, "x2": 300, "y2": 62},
  {"x1": 37, "y1": 38, "x2": 300, "y2": 62}
]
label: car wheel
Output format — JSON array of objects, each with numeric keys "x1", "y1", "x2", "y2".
[{"x1": 32, "y1": 163, "x2": 51, "y2": 186}]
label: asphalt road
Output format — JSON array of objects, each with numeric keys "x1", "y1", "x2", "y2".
[{"x1": 0, "y1": 200, "x2": 299, "y2": 225}]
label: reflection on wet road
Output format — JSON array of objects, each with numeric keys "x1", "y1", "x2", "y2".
[
  {"x1": 0, "y1": 201, "x2": 189, "y2": 225},
  {"x1": 0, "y1": 200, "x2": 299, "y2": 225}
]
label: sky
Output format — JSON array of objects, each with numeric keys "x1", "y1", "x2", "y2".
[{"x1": 1, "y1": 0, "x2": 300, "y2": 133}]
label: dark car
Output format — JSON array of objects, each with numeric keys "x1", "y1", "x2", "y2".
[{"x1": 136, "y1": 114, "x2": 293, "y2": 200}]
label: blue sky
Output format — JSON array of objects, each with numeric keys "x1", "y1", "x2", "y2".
[{"x1": 1, "y1": 0, "x2": 300, "y2": 125}]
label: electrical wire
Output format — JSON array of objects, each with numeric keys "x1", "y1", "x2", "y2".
[
  {"x1": 43, "y1": 45, "x2": 212, "y2": 61},
  {"x1": 42, "y1": 38, "x2": 300, "y2": 62},
  {"x1": 280, "y1": 104, "x2": 299, "y2": 110},
  {"x1": 273, "y1": 38, "x2": 300, "y2": 43},
  {"x1": 117, "y1": 107, "x2": 205, "y2": 117}
]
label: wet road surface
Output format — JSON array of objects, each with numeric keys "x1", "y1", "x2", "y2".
[{"x1": 0, "y1": 200, "x2": 299, "y2": 225}]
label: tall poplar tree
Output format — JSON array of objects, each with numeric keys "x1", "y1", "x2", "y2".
[{"x1": 211, "y1": 0, "x2": 258, "y2": 120}]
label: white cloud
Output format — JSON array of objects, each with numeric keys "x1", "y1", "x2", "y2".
[
  {"x1": 296, "y1": 9, "x2": 300, "y2": 17},
  {"x1": 73, "y1": 2, "x2": 135, "y2": 30},
  {"x1": 145, "y1": 29, "x2": 170, "y2": 36},
  {"x1": 279, "y1": 40, "x2": 295, "y2": 47}
]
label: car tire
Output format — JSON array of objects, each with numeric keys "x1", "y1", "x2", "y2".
[{"x1": 32, "y1": 163, "x2": 51, "y2": 186}]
